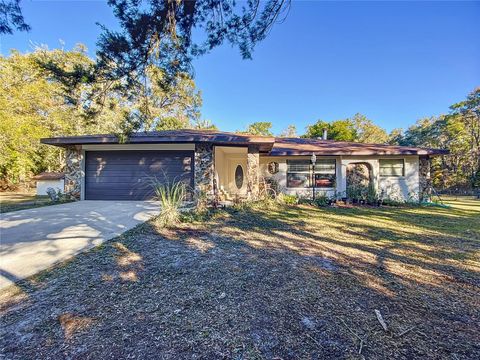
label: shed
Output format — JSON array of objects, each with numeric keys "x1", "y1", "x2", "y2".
[{"x1": 32, "y1": 172, "x2": 65, "y2": 196}]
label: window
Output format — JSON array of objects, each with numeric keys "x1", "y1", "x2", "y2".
[
  {"x1": 267, "y1": 161, "x2": 279, "y2": 174},
  {"x1": 287, "y1": 160, "x2": 310, "y2": 188},
  {"x1": 287, "y1": 159, "x2": 336, "y2": 188},
  {"x1": 314, "y1": 160, "x2": 336, "y2": 187},
  {"x1": 235, "y1": 165, "x2": 244, "y2": 189},
  {"x1": 379, "y1": 159, "x2": 404, "y2": 177}
]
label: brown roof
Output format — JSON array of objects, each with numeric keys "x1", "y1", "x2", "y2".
[
  {"x1": 270, "y1": 137, "x2": 448, "y2": 156},
  {"x1": 40, "y1": 130, "x2": 448, "y2": 156},
  {"x1": 40, "y1": 129, "x2": 275, "y2": 152},
  {"x1": 32, "y1": 172, "x2": 65, "y2": 180}
]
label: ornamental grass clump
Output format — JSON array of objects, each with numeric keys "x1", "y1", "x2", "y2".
[{"x1": 153, "y1": 179, "x2": 186, "y2": 228}]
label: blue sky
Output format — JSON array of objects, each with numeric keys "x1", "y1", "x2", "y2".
[{"x1": 1, "y1": 1, "x2": 479, "y2": 135}]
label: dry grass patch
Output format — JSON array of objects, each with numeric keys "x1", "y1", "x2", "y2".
[
  {"x1": 0, "y1": 196, "x2": 478, "y2": 359},
  {"x1": 0, "y1": 191, "x2": 72, "y2": 213}
]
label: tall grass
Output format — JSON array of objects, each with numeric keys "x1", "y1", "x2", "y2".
[{"x1": 151, "y1": 178, "x2": 187, "y2": 227}]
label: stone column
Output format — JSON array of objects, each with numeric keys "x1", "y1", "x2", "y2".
[
  {"x1": 194, "y1": 143, "x2": 215, "y2": 205},
  {"x1": 338, "y1": 158, "x2": 347, "y2": 198},
  {"x1": 419, "y1": 156, "x2": 431, "y2": 202},
  {"x1": 64, "y1": 146, "x2": 83, "y2": 200},
  {"x1": 247, "y1": 145, "x2": 260, "y2": 200}
]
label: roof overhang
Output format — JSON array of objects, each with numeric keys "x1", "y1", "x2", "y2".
[
  {"x1": 32, "y1": 172, "x2": 65, "y2": 180},
  {"x1": 40, "y1": 131, "x2": 449, "y2": 157},
  {"x1": 269, "y1": 148, "x2": 449, "y2": 156},
  {"x1": 268, "y1": 138, "x2": 449, "y2": 156},
  {"x1": 41, "y1": 131, "x2": 276, "y2": 152}
]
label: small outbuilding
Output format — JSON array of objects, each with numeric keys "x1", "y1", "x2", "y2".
[{"x1": 32, "y1": 172, "x2": 65, "y2": 196}]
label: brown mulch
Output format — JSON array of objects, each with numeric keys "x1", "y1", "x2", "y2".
[{"x1": 0, "y1": 202, "x2": 479, "y2": 359}]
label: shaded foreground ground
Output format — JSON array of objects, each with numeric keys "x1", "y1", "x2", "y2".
[{"x1": 1, "y1": 197, "x2": 479, "y2": 359}]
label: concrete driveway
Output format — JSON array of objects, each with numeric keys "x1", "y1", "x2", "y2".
[{"x1": 0, "y1": 201, "x2": 159, "y2": 290}]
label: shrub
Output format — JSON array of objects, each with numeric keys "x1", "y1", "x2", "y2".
[
  {"x1": 180, "y1": 208, "x2": 216, "y2": 223},
  {"x1": 346, "y1": 185, "x2": 365, "y2": 203},
  {"x1": 46, "y1": 187, "x2": 64, "y2": 202},
  {"x1": 380, "y1": 198, "x2": 405, "y2": 207},
  {"x1": 312, "y1": 194, "x2": 330, "y2": 207},
  {"x1": 366, "y1": 183, "x2": 379, "y2": 205},
  {"x1": 152, "y1": 179, "x2": 187, "y2": 227},
  {"x1": 195, "y1": 189, "x2": 208, "y2": 212},
  {"x1": 279, "y1": 193, "x2": 298, "y2": 205}
]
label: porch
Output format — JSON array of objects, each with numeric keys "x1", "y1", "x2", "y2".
[{"x1": 194, "y1": 144, "x2": 262, "y2": 204}]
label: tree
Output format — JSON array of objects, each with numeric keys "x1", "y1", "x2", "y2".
[
  {"x1": 34, "y1": 45, "x2": 128, "y2": 134},
  {"x1": 37, "y1": 45, "x2": 203, "y2": 134},
  {"x1": 3, "y1": 1, "x2": 290, "y2": 132},
  {"x1": 0, "y1": 46, "x2": 204, "y2": 188},
  {"x1": 241, "y1": 122, "x2": 273, "y2": 136},
  {"x1": 193, "y1": 119, "x2": 218, "y2": 130},
  {"x1": 303, "y1": 114, "x2": 389, "y2": 143},
  {"x1": 97, "y1": 0, "x2": 291, "y2": 86},
  {"x1": 140, "y1": 67, "x2": 202, "y2": 131},
  {"x1": 303, "y1": 119, "x2": 357, "y2": 141},
  {"x1": 279, "y1": 124, "x2": 297, "y2": 137},
  {"x1": 0, "y1": 0, "x2": 30, "y2": 34},
  {"x1": 93, "y1": 0, "x2": 291, "y2": 131},
  {"x1": 0, "y1": 47, "x2": 127, "y2": 188},
  {"x1": 394, "y1": 88, "x2": 480, "y2": 191},
  {"x1": 351, "y1": 113, "x2": 388, "y2": 143},
  {"x1": 388, "y1": 128, "x2": 403, "y2": 145},
  {"x1": 447, "y1": 87, "x2": 480, "y2": 186}
]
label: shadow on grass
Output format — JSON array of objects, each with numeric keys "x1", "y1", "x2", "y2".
[{"x1": 1, "y1": 199, "x2": 479, "y2": 359}]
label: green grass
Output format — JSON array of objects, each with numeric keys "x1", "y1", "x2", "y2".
[
  {"x1": 0, "y1": 192, "x2": 72, "y2": 213},
  {"x1": 1, "y1": 196, "x2": 478, "y2": 359}
]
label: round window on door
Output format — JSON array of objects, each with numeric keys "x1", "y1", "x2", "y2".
[{"x1": 235, "y1": 165, "x2": 244, "y2": 189}]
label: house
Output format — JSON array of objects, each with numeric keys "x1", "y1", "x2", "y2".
[
  {"x1": 40, "y1": 129, "x2": 447, "y2": 203},
  {"x1": 31, "y1": 172, "x2": 65, "y2": 196}
]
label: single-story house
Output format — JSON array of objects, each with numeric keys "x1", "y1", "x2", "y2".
[
  {"x1": 40, "y1": 129, "x2": 447, "y2": 203},
  {"x1": 31, "y1": 172, "x2": 65, "y2": 196}
]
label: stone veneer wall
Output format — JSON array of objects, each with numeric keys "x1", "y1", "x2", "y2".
[
  {"x1": 419, "y1": 156, "x2": 431, "y2": 202},
  {"x1": 346, "y1": 163, "x2": 372, "y2": 191},
  {"x1": 247, "y1": 145, "x2": 260, "y2": 200},
  {"x1": 194, "y1": 143, "x2": 215, "y2": 203},
  {"x1": 64, "y1": 146, "x2": 83, "y2": 199}
]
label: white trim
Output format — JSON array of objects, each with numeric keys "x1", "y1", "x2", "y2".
[{"x1": 81, "y1": 144, "x2": 195, "y2": 151}]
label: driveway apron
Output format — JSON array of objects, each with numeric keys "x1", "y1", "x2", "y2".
[{"x1": 0, "y1": 201, "x2": 158, "y2": 290}]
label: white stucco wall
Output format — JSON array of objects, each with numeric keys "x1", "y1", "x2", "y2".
[
  {"x1": 377, "y1": 156, "x2": 419, "y2": 201},
  {"x1": 214, "y1": 146, "x2": 248, "y2": 196},
  {"x1": 260, "y1": 156, "x2": 340, "y2": 198},
  {"x1": 260, "y1": 155, "x2": 420, "y2": 201},
  {"x1": 36, "y1": 179, "x2": 65, "y2": 196}
]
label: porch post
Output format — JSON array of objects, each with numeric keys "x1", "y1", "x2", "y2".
[
  {"x1": 247, "y1": 145, "x2": 260, "y2": 200},
  {"x1": 338, "y1": 158, "x2": 347, "y2": 197},
  {"x1": 419, "y1": 156, "x2": 431, "y2": 202},
  {"x1": 64, "y1": 146, "x2": 83, "y2": 200},
  {"x1": 194, "y1": 143, "x2": 215, "y2": 205}
]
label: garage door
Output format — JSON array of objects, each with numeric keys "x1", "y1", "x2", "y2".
[{"x1": 85, "y1": 150, "x2": 194, "y2": 200}]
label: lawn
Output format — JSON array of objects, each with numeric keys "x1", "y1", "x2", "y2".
[
  {"x1": 0, "y1": 192, "x2": 72, "y2": 213},
  {"x1": 1, "y1": 197, "x2": 479, "y2": 359}
]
